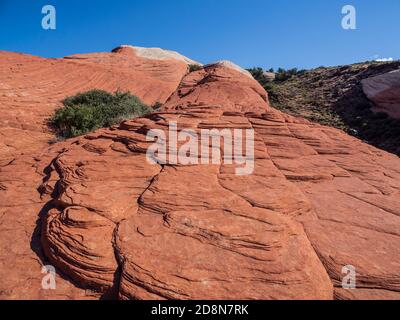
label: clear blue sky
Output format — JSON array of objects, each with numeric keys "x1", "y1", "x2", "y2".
[{"x1": 1, "y1": 0, "x2": 399, "y2": 70}]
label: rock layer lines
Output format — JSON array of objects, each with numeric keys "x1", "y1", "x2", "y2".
[{"x1": 0, "y1": 49, "x2": 399, "y2": 300}]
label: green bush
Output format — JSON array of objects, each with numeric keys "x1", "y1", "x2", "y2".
[
  {"x1": 188, "y1": 64, "x2": 202, "y2": 73},
  {"x1": 248, "y1": 66, "x2": 306, "y2": 84},
  {"x1": 275, "y1": 68, "x2": 301, "y2": 82},
  {"x1": 247, "y1": 67, "x2": 272, "y2": 87},
  {"x1": 51, "y1": 89, "x2": 151, "y2": 138}
]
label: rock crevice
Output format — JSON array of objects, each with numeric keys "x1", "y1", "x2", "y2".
[{"x1": 0, "y1": 49, "x2": 399, "y2": 300}]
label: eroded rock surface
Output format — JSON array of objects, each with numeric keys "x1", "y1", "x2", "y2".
[
  {"x1": 362, "y1": 69, "x2": 400, "y2": 119},
  {"x1": 0, "y1": 47, "x2": 188, "y2": 299},
  {"x1": 0, "y1": 47, "x2": 188, "y2": 163},
  {"x1": 1, "y1": 49, "x2": 400, "y2": 300}
]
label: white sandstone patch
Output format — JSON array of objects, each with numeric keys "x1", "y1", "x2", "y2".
[
  {"x1": 205, "y1": 60, "x2": 253, "y2": 79},
  {"x1": 119, "y1": 45, "x2": 201, "y2": 65}
]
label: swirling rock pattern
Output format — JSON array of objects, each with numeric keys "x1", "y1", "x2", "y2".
[
  {"x1": 0, "y1": 47, "x2": 188, "y2": 163},
  {"x1": 0, "y1": 47, "x2": 187, "y2": 299},
  {"x1": 1, "y1": 49, "x2": 400, "y2": 300}
]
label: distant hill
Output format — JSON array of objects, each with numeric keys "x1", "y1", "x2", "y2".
[{"x1": 250, "y1": 61, "x2": 400, "y2": 155}]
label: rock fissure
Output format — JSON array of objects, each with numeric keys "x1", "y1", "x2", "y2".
[{"x1": 0, "y1": 48, "x2": 399, "y2": 300}]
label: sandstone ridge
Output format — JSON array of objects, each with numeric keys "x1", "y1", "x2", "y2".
[
  {"x1": 113, "y1": 45, "x2": 201, "y2": 65},
  {"x1": 0, "y1": 48, "x2": 400, "y2": 300}
]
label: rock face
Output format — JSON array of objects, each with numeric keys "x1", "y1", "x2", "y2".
[
  {"x1": 362, "y1": 69, "x2": 400, "y2": 119},
  {"x1": 204, "y1": 60, "x2": 254, "y2": 78},
  {"x1": 0, "y1": 47, "x2": 188, "y2": 299},
  {"x1": 0, "y1": 48, "x2": 188, "y2": 163},
  {"x1": 1, "y1": 47, "x2": 400, "y2": 300},
  {"x1": 116, "y1": 45, "x2": 201, "y2": 65}
]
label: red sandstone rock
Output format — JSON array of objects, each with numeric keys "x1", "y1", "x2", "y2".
[
  {"x1": 0, "y1": 48, "x2": 188, "y2": 162},
  {"x1": 0, "y1": 48, "x2": 400, "y2": 300},
  {"x1": 0, "y1": 47, "x2": 188, "y2": 299}
]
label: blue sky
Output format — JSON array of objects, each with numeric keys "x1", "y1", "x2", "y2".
[{"x1": 0, "y1": 0, "x2": 399, "y2": 69}]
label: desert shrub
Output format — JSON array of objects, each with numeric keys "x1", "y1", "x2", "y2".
[
  {"x1": 249, "y1": 66, "x2": 305, "y2": 84},
  {"x1": 51, "y1": 89, "x2": 151, "y2": 138},
  {"x1": 275, "y1": 68, "x2": 301, "y2": 82},
  {"x1": 188, "y1": 64, "x2": 202, "y2": 73},
  {"x1": 247, "y1": 67, "x2": 272, "y2": 87}
]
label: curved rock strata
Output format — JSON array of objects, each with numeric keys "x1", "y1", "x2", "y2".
[
  {"x1": 0, "y1": 47, "x2": 188, "y2": 299},
  {"x1": 40, "y1": 65, "x2": 400, "y2": 300},
  {"x1": 0, "y1": 49, "x2": 400, "y2": 300},
  {"x1": 0, "y1": 48, "x2": 188, "y2": 162}
]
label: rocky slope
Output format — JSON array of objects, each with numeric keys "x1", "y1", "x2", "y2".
[
  {"x1": 259, "y1": 61, "x2": 400, "y2": 155},
  {"x1": 0, "y1": 48, "x2": 400, "y2": 300},
  {"x1": 362, "y1": 69, "x2": 400, "y2": 119},
  {"x1": 0, "y1": 46, "x2": 189, "y2": 164},
  {"x1": 0, "y1": 46, "x2": 190, "y2": 299}
]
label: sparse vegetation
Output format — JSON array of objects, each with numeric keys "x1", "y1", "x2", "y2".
[
  {"x1": 247, "y1": 67, "x2": 307, "y2": 104},
  {"x1": 247, "y1": 67, "x2": 271, "y2": 87},
  {"x1": 274, "y1": 68, "x2": 306, "y2": 82},
  {"x1": 250, "y1": 61, "x2": 400, "y2": 155},
  {"x1": 50, "y1": 89, "x2": 151, "y2": 138},
  {"x1": 188, "y1": 64, "x2": 202, "y2": 73}
]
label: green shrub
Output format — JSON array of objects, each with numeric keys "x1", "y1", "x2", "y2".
[
  {"x1": 275, "y1": 68, "x2": 300, "y2": 82},
  {"x1": 188, "y1": 64, "x2": 202, "y2": 73},
  {"x1": 247, "y1": 67, "x2": 272, "y2": 87},
  {"x1": 51, "y1": 89, "x2": 151, "y2": 138},
  {"x1": 248, "y1": 66, "x2": 306, "y2": 85}
]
